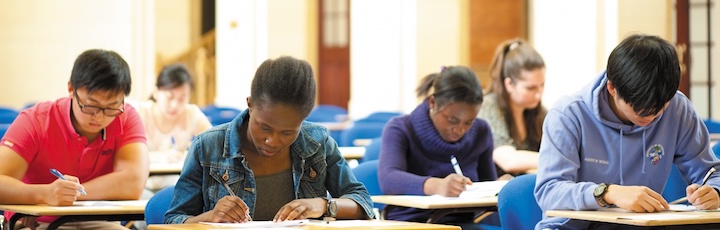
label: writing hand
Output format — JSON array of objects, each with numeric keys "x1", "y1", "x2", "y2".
[
  {"x1": 45, "y1": 175, "x2": 84, "y2": 206},
  {"x1": 205, "y1": 196, "x2": 251, "y2": 223},
  {"x1": 604, "y1": 185, "x2": 668, "y2": 212},
  {"x1": 686, "y1": 184, "x2": 720, "y2": 210},
  {"x1": 273, "y1": 198, "x2": 325, "y2": 221},
  {"x1": 435, "y1": 174, "x2": 472, "y2": 197}
]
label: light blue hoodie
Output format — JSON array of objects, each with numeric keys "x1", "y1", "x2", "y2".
[{"x1": 534, "y1": 72, "x2": 720, "y2": 229}]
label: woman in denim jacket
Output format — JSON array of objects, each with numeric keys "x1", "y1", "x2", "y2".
[{"x1": 165, "y1": 56, "x2": 374, "y2": 224}]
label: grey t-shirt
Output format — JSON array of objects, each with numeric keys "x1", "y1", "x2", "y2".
[{"x1": 253, "y1": 169, "x2": 295, "y2": 220}]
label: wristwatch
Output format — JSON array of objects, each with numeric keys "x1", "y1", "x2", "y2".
[
  {"x1": 594, "y1": 183, "x2": 610, "y2": 207},
  {"x1": 323, "y1": 197, "x2": 337, "y2": 218}
]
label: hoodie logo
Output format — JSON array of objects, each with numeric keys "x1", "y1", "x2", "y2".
[{"x1": 646, "y1": 144, "x2": 664, "y2": 165}]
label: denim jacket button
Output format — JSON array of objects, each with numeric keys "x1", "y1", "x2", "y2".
[{"x1": 309, "y1": 167, "x2": 317, "y2": 178}]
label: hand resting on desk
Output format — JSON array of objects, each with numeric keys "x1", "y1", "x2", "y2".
[
  {"x1": 686, "y1": 184, "x2": 720, "y2": 210},
  {"x1": 46, "y1": 175, "x2": 85, "y2": 206},
  {"x1": 185, "y1": 196, "x2": 251, "y2": 224},
  {"x1": 604, "y1": 184, "x2": 669, "y2": 213}
]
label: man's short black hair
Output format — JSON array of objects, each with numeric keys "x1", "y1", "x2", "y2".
[
  {"x1": 250, "y1": 56, "x2": 316, "y2": 117},
  {"x1": 69, "y1": 49, "x2": 132, "y2": 95},
  {"x1": 607, "y1": 34, "x2": 680, "y2": 117}
]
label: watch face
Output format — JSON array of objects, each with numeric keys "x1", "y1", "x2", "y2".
[
  {"x1": 594, "y1": 183, "x2": 607, "y2": 197},
  {"x1": 328, "y1": 200, "x2": 338, "y2": 216}
]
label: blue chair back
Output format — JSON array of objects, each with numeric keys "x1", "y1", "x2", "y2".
[
  {"x1": 339, "y1": 122, "x2": 386, "y2": 146},
  {"x1": 0, "y1": 107, "x2": 19, "y2": 124},
  {"x1": 306, "y1": 105, "x2": 348, "y2": 123},
  {"x1": 704, "y1": 119, "x2": 720, "y2": 133},
  {"x1": 497, "y1": 174, "x2": 542, "y2": 230},
  {"x1": 0, "y1": 124, "x2": 10, "y2": 139},
  {"x1": 355, "y1": 112, "x2": 402, "y2": 124},
  {"x1": 713, "y1": 142, "x2": 720, "y2": 158},
  {"x1": 351, "y1": 160, "x2": 383, "y2": 209},
  {"x1": 201, "y1": 105, "x2": 241, "y2": 126},
  {"x1": 359, "y1": 137, "x2": 382, "y2": 163},
  {"x1": 145, "y1": 185, "x2": 175, "y2": 225},
  {"x1": 662, "y1": 165, "x2": 687, "y2": 204}
]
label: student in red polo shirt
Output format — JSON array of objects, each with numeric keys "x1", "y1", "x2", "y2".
[{"x1": 0, "y1": 49, "x2": 148, "y2": 230}]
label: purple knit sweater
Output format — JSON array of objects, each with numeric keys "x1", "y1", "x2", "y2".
[{"x1": 378, "y1": 99, "x2": 497, "y2": 223}]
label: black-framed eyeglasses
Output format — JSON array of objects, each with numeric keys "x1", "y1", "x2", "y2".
[{"x1": 73, "y1": 91, "x2": 125, "y2": 117}]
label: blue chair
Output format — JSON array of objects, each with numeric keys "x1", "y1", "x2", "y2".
[
  {"x1": 144, "y1": 185, "x2": 175, "y2": 225},
  {"x1": 339, "y1": 122, "x2": 387, "y2": 146},
  {"x1": 355, "y1": 112, "x2": 403, "y2": 124},
  {"x1": 359, "y1": 137, "x2": 382, "y2": 163},
  {"x1": 713, "y1": 142, "x2": 720, "y2": 158},
  {"x1": 497, "y1": 174, "x2": 542, "y2": 230},
  {"x1": 351, "y1": 160, "x2": 383, "y2": 210},
  {"x1": 306, "y1": 105, "x2": 348, "y2": 123},
  {"x1": 662, "y1": 165, "x2": 688, "y2": 204},
  {"x1": 201, "y1": 105, "x2": 241, "y2": 126},
  {"x1": 0, "y1": 123, "x2": 10, "y2": 139},
  {"x1": 704, "y1": 119, "x2": 720, "y2": 134},
  {"x1": 0, "y1": 107, "x2": 19, "y2": 124}
]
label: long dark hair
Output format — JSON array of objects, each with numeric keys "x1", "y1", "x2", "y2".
[
  {"x1": 416, "y1": 66, "x2": 483, "y2": 108},
  {"x1": 487, "y1": 39, "x2": 546, "y2": 150}
]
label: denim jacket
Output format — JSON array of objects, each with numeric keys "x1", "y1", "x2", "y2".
[{"x1": 165, "y1": 109, "x2": 374, "y2": 224}]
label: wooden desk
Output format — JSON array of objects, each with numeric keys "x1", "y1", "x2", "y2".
[
  {"x1": 372, "y1": 195, "x2": 498, "y2": 223},
  {"x1": 339, "y1": 146, "x2": 366, "y2": 160},
  {"x1": 546, "y1": 209, "x2": 720, "y2": 229},
  {"x1": 150, "y1": 162, "x2": 183, "y2": 176},
  {"x1": 318, "y1": 121, "x2": 351, "y2": 131},
  {"x1": 0, "y1": 200, "x2": 147, "y2": 230},
  {"x1": 148, "y1": 220, "x2": 460, "y2": 230}
]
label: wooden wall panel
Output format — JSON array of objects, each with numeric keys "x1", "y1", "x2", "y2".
[{"x1": 469, "y1": 0, "x2": 527, "y2": 89}]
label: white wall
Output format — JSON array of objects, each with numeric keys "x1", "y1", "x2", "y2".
[
  {"x1": 155, "y1": 0, "x2": 193, "y2": 62},
  {"x1": 214, "y1": 0, "x2": 268, "y2": 109},
  {"x1": 350, "y1": 0, "x2": 417, "y2": 119},
  {"x1": 531, "y1": 0, "x2": 605, "y2": 109},
  {"x1": 0, "y1": 0, "x2": 155, "y2": 110}
]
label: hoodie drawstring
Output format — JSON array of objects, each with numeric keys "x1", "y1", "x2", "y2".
[
  {"x1": 619, "y1": 128, "x2": 624, "y2": 185},
  {"x1": 642, "y1": 130, "x2": 647, "y2": 174}
]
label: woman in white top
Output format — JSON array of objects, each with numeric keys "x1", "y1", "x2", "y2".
[{"x1": 139, "y1": 63, "x2": 212, "y2": 190}]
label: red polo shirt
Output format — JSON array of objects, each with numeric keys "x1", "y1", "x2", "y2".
[{"x1": 1, "y1": 97, "x2": 146, "y2": 223}]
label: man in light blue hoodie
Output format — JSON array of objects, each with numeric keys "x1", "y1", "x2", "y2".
[{"x1": 534, "y1": 34, "x2": 720, "y2": 229}]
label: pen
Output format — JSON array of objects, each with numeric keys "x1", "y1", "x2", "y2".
[
  {"x1": 700, "y1": 167, "x2": 716, "y2": 187},
  {"x1": 669, "y1": 167, "x2": 716, "y2": 205},
  {"x1": 222, "y1": 182, "x2": 252, "y2": 221},
  {"x1": 450, "y1": 155, "x2": 464, "y2": 177},
  {"x1": 49, "y1": 168, "x2": 87, "y2": 195}
]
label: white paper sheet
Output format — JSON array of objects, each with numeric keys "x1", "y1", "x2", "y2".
[{"x1": 200, "y1": 220, "x2": 307, "y2": 228}]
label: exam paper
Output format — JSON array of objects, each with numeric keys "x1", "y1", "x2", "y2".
[
  {"x1": 200, "y1": 220, "x2": 308, "y2": 228},
  {"x1": 458, "y1": 181, "x2": 508, "y2": 198}
]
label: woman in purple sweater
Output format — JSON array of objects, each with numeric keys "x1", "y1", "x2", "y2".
[{"x1": 378, "y1": 66, "x2": 497, "y2": 226}]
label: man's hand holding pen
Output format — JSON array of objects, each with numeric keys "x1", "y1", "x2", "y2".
[{"x1": 686, "y1": 167, "x2": 720, "y2": 210}]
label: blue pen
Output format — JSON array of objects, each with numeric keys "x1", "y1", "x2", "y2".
[
  {"x1": 50, "y1": 168, "x2": 87, "y2": 195},
  {"x1": 450, "y1": 155, "x2": 464, "y2": 176}
]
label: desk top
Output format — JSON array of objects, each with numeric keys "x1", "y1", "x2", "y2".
[
  {"x1": 546, "y1": 209, "x2": 720, "y2": 227},
  {"x1": 338, "y1": 146, "x2": 365, "y2": 160},
  {"x1": 148, "y1": 220, "x2": 460, "y2": 230},
  {"x1": 0, "y1": 200, "x2": 147, "y2": 216},
  {"x1": 371, "y1": 195, "x2": 497, "y2": 209}
]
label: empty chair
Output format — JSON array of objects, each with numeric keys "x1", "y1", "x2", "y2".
[
  {"x1": 0, "y1": 106, "x2": 19, "y2": 124},
  {"x1": 355, "y1": 112, "x2": 403, "y2": 124},
  {"x1": 704, "y1": 119, "x2": 720, "y2": 134},
  {"x1": 0, "y1": 123, "x2": 10, "y2": 139},
  {"x1": 201, "y1": 105, "x2": 241, "y2": 126},
  {"x1": 306, "y1": 104, "x2": 348, "y2": 123},
  {"x1": 497, "y1": 174, "x2": 542, "y2": 230},
  {"x1": 145, "y1": 185, "x2": 175, "y2": 225},
  {"x1": 340, "y1": 122, "x2": 386, "y2": 146},
  {"x1": 351, "y1": 160, "x2": 383, "y2": 211},
  {"x1": 359, "y1": 137, "x2": 382, "y2": 163}
]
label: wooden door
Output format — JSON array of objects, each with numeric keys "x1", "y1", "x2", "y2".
[{"x1": 317, "y1": 0, "x2": 350, "y2": 110}]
